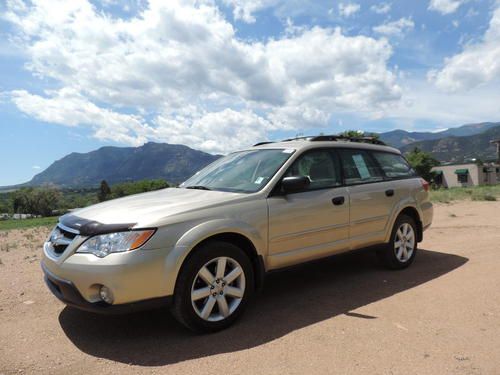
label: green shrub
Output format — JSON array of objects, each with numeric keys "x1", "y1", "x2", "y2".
[{"x1": 484, "y1": 194, "x2": 497, "y2": 201}]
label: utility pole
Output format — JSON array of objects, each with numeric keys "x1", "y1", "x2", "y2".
[{"x1": 491, "y1": 139, "x2": 500, "y2": 164}]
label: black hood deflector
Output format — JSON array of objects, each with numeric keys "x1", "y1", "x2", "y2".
[{"x1": 59, "y1": 214, "x2": 136, "y2": 236}]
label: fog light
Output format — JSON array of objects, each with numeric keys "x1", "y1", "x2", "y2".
[{"x1": 99, "y1": 285, "x2": 114, "y2": 304}]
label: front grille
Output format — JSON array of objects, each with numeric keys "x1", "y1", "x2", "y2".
[
  {"x1": 53, "y1": 243, "x2": 67, "y2": 255},
  {"x1": 46, "y1": 225, "x2": 79, "y2": 257},
  {"x1": 59, "y1": 226, "x2": 77, "y2": 240}
]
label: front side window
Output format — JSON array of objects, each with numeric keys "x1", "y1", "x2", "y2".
[
  {"x1": 284, "y1": 150, "x2": 341, "y2": 190},
  {"x1": 338, "y1": 149, "x2": 384, "y2": 185},
  {"x1": 372, "y1": 152, "x2": 415, "y2": 178},
  {"x1": 181, "y1": 149, "x2": 294, "y2": 193},
  {"x1": 457, "y1": 173, "x2": 468, "y2": 183}
]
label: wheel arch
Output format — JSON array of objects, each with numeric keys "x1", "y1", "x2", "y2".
[
  {"x1": 172, "y1": 230, "x2": 266, "y2": 296},
  {"x1": 394, "y1": 206, "x2": 423, "y2": 242}
]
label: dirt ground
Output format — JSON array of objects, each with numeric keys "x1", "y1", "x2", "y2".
[{"x1": 1, "y1": 201, "x2": 499, "y2": 375}]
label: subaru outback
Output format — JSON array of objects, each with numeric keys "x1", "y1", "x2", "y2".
[{"x1": 42, "y1": 135, "x2": 433, "y2": 332}]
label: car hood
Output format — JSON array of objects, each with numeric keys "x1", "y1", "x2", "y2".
[{"x1": 62, "y1": 188, "x2": 245, "y2": 230}]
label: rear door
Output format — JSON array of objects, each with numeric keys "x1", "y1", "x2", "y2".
[
  {"x1": 370, "y1": 149, "x2": 417, "y2": 223},
  {"x1": 267, "y1": 149, "x2": 350, "y2": 269},
  {"x1": 337, "y1": 148, "x2": 394, "y2": 248}
]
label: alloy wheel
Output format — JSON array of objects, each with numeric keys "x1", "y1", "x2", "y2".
[
  {"x1": 191, "y1": 256, "x2": 246, "y2": 322},
  {"x1": 394, "y1": 223, "x2": 415, "y2": 262}
]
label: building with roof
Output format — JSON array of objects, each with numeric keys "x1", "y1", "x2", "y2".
[{"x1": 431, "y1": 163, "x2": 500, "y2": 188}]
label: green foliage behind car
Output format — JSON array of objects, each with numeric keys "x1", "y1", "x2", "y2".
[
  {"x1": 106, "y1": 179, "x2": 170, "y2": 200},
  {"x1": 405, "y1": 147, "x2": 440, "y2": 182},
  {"x1": 0, "y1": 179, "x2": 171, "y2": 218}
]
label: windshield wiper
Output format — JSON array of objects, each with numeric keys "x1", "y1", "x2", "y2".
[{"x1": 185, "y1": 185, "x2": 212, "y2": 191}]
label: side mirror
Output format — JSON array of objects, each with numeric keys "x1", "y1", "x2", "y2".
[{"x1": 281, "y1": 176, "x2": 310, "y2": 194}]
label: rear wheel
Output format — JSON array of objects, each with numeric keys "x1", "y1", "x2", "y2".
[
  {"x1": 378, "y1": 214, "x2": 417, "y2": 269},
  {"x1": 172, "y1": 241, "x2": 254, "y2": 333}
]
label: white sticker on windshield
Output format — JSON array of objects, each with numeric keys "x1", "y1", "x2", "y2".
[
  {"x1": 255, "y1": 177, "x2": 264, "y2": 184},
  {"x1": 282, "y1": 149, "x2": 294, "y2": 154}
]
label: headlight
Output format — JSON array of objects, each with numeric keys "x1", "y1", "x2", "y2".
[{"x1": 76, "y1": 230, "x2": 155, "y2": 258}]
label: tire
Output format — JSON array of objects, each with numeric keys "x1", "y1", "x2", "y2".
[
  {"x1": 171, "y1": 240, "x2": 254, "y2": 333},
  {"x1": 377, "y1": 214, "x2": 418, "y2": 270}
]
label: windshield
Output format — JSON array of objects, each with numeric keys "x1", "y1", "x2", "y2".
[{"x1": 181, "y1": 149, "x2": 295, "y2": 193}]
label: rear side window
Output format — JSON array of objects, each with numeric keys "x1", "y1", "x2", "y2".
[
  {"x1": 372, "y1": 152, "x2": 415, "y2": 178},
  {"x1": 338, "y1": 149, "x2": 384, "y2": 185}
]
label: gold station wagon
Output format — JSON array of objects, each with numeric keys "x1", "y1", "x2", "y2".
[{"x1": 42, "y1": 135, "x2": 433, "y2": 332}]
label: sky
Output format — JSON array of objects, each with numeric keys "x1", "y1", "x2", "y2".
[{"x1": 1, "y1": 0, "x2": 500, "y2": 186}]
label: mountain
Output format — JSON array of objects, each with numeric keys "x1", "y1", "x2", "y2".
[
  {"x1": 4, "y1": 121, "x2": 500, "y2": 190},
  {"x1": 24, "y1": 142, "x2": 220, "y2": 187},
  {"x1": 400, "y1": 125, "x2": 500, "y2": 162},
  {"x1": 379, "y1": 122, "x2": 500, "y2": 148}
]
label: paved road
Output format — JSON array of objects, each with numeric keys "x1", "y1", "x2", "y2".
[{"x1": 1, "y1": 201, "x2": 499, "y2": 374}]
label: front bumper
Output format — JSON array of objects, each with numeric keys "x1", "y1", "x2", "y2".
[{"x1": 42, "y1": 261, "x2": 172, "y2": 314}]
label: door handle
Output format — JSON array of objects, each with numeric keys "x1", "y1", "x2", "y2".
[
  {"x1": 385, "y1": 189, "x2": 394, "y2": 197},
  {"x1": 332, "y1": 196, "x2": 345, "y2": 206}
]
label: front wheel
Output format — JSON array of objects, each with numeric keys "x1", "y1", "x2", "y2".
[
  {"x1": 171, "y1": 241, "x2": 254, "y2": 333},
  {"x1": 378, "y1": 215, "x2": 417, "y2": 269}
]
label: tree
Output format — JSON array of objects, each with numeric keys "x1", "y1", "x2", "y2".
[
  {"x1": 405, "y1": 147, "x2": 440, "y2": 182},
  {"x1": 0, "y1": 198, "x2": 11, "y2": 214},
  {"x1": 97, "y1": 180, "x2": 111, "y2": 202},
  {"x1": 11, "y1": 187, "x2": 62, "y2": 216},
  {"x1": 33, "y1": 188, "x2": 63, "y2": 216},
  {"x1": 110, "y1": 179, "x2": 169, "y2": 199},
  {"x1": 340, "y1": 130, "x2": 380, "y2": 139}
]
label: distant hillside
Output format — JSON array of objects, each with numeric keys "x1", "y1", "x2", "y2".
[
  {"x1": 379, "y1": 122, "x2": 500, "y2": 148},
  {"x1": 23, "y1": 142, "x2": 220, "y2": 188},
  {"x1": 400, "y1": 125, "x2": 500, "y2": 162},
  {"x1": 3, "y1": 121, "x2": 500, "y2": 190}
]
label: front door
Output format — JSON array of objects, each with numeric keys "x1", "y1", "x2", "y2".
[{"x1": 267, "y1": 149, "x2": 350, "y2": 269}]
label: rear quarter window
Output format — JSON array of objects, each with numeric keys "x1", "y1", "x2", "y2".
[
  {"x1": 372, "y1": 152, "x2": 415, "y2": 178},
  {"x1": 338, "y1": 149, "x2": 384, "y2": 185}
]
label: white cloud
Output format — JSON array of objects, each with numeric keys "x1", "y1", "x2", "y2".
[
  {"x1": 153, "y1": 109, "x2": 270, "y2": 153},
  {"x1": 11, "y1": 88, "x2": 150, "y2": 145},
  {"x1": 268, "y1": 105, "x2": 331, "y2": 131},
  {"x1": 5, "y1": 0, "x2": 401, "y2": 153},
  {"x1": 338, "y1": 2, "x2": 360, "y2": 18},
  {"x1": 370, "y1": 3, "x2": 391, "y2": 14},
  {"x1": 32, "y1": 165, "x2": 41, "y2": 170},
  {"x1": 373, "y1": 17, "x2": 415, "y2": 36},
  {"x1": 428, "y1": 0, "x2": 464, "y2": 15},
  {"x1": 431, "y1": 6, "x2": 500, "y2": 92},
  {"x1": 221, "y1": 0, "x2": 279, "y2": 23},
  {"x1": 390, "y1": 79, "x2": 500, "y2": 126}
]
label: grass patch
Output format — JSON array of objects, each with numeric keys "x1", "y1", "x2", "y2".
[
  {"x1": 431, "y1": 185, "x2": 500, "y2": 203},
  {"x1": 0, "y1": 216, "x2": 58, "y2": 231}
]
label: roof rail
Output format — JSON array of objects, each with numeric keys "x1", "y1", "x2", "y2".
[
  {"x1": 253, "y1": 141, "x2": 274, "y2": 147},
  {"x1": 309, "y1": 135, "x2": 386, "y2": 145},
  {"x1": 252, "y1": 135, "x2": 386, "y2": 147},
  {"x1": 280, "y1": 136, "x2": 313, "y2": 142}
]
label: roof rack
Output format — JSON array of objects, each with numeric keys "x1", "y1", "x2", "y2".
[
  {"x1": 280, "y1": 136, "x2": 313, "y2": 142},
  {"x1": 252, "y1": 141, "x2": 275, "y2": 147},
  {"x1": 252, "y1": 135, "x2": 386, "y2": 147},
  {"x1": 253, "y1": 136, "x2": 312, "y2": 146}
]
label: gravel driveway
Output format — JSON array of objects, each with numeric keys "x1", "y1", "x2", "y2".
[{"x1": 1, "y1": 201, "x2": 499, "y2": 374}]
